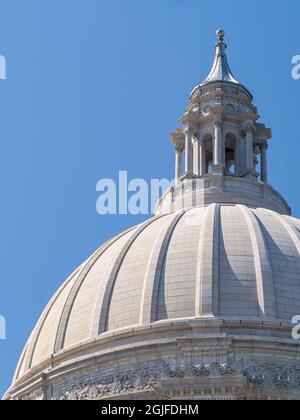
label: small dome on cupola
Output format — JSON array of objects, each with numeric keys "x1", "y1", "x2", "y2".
[
  {"x1": 203, "y1": 29, "x2": 240, "y2": 85},
  {"x1": 191, "y1": 29, "x2": 253, "y2": 100}
]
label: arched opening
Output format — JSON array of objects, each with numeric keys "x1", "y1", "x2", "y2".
[
  {"x1": 202, "y1": 134, "x2": 213, "y2": 175},
  {"x1": 254, "y1": 144, "x2": 261, "y2": 180},
  {"x1": 192, "y1": 135, "x2": 200, "y2": 176},
  {"x1": 225, "y1": 133, "x2": 237, "y2": 175}
]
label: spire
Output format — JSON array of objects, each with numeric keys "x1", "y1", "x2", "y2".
[{"x1": 202, "y1": 29, "x2": 240, "y2": 85}]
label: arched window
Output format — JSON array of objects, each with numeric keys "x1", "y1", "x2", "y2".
[
  {"x1": 202, "y1": 134, "x2": 213, "y2": 175},
  {"x1": 225, "y1": 133, "x2": 237, "y2": 175},
  {"x1": 254, "y1": 144, "x2": 261, "y2": 180}
]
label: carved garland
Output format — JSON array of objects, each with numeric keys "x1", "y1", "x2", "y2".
[{"x1": 18, "y1": 359, "x2": 300, "y2": 400}]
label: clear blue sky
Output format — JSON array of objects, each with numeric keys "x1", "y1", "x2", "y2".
[{"x1": 0, "y1": 0, "x2": 300, "y2": 397}]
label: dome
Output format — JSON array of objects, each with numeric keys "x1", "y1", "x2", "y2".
[
  {"x1": 16, "y1": 205, "x2": 300, "y2": 373},
  {"x1": 5, "y1": 30, "x2": 300, "y2": 401},
  {"x1": 7, "y1": 204, "x2": 300, "y2": 400}
]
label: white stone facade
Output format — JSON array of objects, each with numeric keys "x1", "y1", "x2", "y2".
[
  {"x1": 5, "y1": 205, "x2": 300, "y2": 400},
  {"x1": 4, "y1": 30, "x2": 300, "y2": 401}
]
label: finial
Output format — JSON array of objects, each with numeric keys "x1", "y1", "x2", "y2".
[
  {"x1": 216, "y1": 29, "x2": 225, "y2": 43},
  {"x1": 200, "y1": 28, "x2": 241, "y2": 86}
]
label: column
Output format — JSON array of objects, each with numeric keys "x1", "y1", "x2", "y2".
[
  {"x1": 193, "y1": 137, "x2": 200, "y2": 176},
  {"x1": 261, "y1": 143, "x2": 268, "y2": 183},
  {"x1": 235, "y1": 139, "x2": 240, "y2": 175},
  {"x1": 213, "y1": 118, "x2": 223, "y2": 167},
  {"x1": 245, "y1": 125, "x2": 254, "y2": 173},
  {"x1": 184, "y1": 129, "x2": 193, "y2": 174},
  {"x1": 199, "y1": 137, "x2": 207, "y2": 176},
  {"x1": 175, "y1": 146, "x2": 183, "y2": 185}
]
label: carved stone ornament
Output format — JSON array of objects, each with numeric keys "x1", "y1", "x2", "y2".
[
  {"x1": 41, "y1": 358, "x2": 300, "y2": 400},
  {"x1": 53, "y1": 366, "x2": 161, "y2": 401},
  {"x1": 18, "y1": 388, "x2": 45, "y2": 401}
]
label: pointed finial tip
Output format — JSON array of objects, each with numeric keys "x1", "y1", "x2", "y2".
[{"x1": 216, "y1": 29, "x2": 225, "y2": 42}]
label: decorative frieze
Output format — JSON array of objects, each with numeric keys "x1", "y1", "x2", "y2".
[
  {"x1": 54, "y1": 366, "x2": 161, "y2": 401},
  {"x1": 17, "y1": 387, "x2": 45, "y2": 401},
  {"x1": 44, "y1": 358, "x2": 300, "y2": 400}
]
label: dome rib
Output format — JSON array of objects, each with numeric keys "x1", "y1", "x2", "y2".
[
  {"x1": 285, "y1": 216, "x2": 300, "y2": 233},
  {"x1": 139, "y1": 210, "x2": 186, "y2": 325},
  {"x1": 238, "y1": 205, "x2": 277, "y2": 319},
  {"x1": 13, "y1": 343, "x2": 28, "y2": 383},
  {"x1": 53, "y1": 226, "x2": 136, "y2": 354},
  {"x1": 23, "y1": 266, "x2": 83, "y2": 373},
  {"x1": 95, "y1": 215, "x2": 167, "y2": 336},
  {"x1": 253, "y1": 208, "x2": 300, "y2": 321},
  {"x1": 195, "y1": 206, "x2": 209, "y2": 317},
  {"x1": 277, "y1": 214, "x2": 300, "y2": 256},
  {"x1": 151, "y1": 210, "x2": 186, "y2": 323},
  {"x1": 197, "y1": 203, "x2": 220, "y2": 317}
]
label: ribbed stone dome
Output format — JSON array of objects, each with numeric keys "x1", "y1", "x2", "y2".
[
  {"x1": 6, "y1": 31, "x2": 300, "y2": 401},
  {"x1": 12, "y1": 204, "x2": 300, "y2": 386}
]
